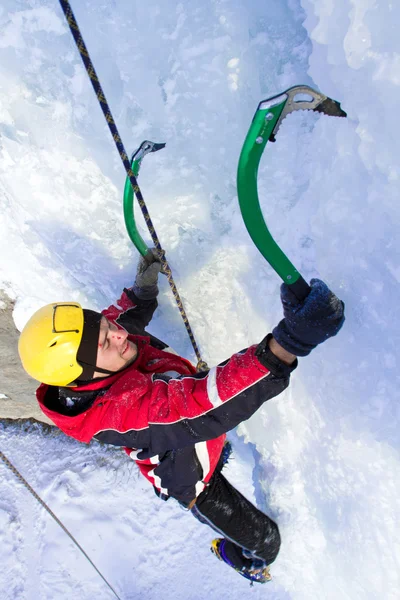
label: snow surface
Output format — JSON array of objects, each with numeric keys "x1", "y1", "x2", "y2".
[{"x1": 1, "y1": 1, "x2": 399, "y2": 599}]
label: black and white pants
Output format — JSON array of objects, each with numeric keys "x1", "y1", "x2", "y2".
[{"x1": 191, "y1": 467, "x2": 281, "y2": 571}]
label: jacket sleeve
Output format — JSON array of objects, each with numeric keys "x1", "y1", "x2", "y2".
[
  {"x1": 93, "y1": 336, "x2": 297, "y2": 454},
  {"x1": 102, "y1": 287, "x2": 158, "y2": 335}
]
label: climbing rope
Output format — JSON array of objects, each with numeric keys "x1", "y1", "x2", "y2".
[
  {"x1": 0, "y1": 450, "x2": 122, "y2": 600},
  {"x1": 58, "y1": 0, "x2": 208, "y2": 371}
]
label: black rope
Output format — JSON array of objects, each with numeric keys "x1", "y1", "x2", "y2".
[
  {"x1": 58, "y1": 0, "x2": 207, "y2": 371},
  {"x1": 0, "y1": 450, "x2": 122, "y2": 600}
]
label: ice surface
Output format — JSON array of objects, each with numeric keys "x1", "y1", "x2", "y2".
[{"x1": 0, "y1": 1, "x2": 399, "y2": 599}]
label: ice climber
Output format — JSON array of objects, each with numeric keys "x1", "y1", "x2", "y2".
[{"x1": 18, "y1": 249, "x2": 345, "y2": 584}]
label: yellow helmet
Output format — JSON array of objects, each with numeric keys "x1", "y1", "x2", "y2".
[{"x1": 18, "y1": 302, "x2": 85, "y2": 386}]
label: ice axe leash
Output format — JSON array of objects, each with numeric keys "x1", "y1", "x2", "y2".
[
  {"x1": 58, "y1": 0, "x2": 208, "y2": 371},
  {"x1": 237, "y1": 85, "x2": 347, "y2": 301}
]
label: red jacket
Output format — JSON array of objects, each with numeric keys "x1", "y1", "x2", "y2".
[{"x1": 37, "y1": 286, "x2": 296, "y2": 505}]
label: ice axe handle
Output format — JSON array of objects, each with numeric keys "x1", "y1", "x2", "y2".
[{"x1": 288, "y1": 276, "x2": 312, "y2": 303}]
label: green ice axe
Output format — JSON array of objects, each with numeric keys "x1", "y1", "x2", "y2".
[
  {"x1": 237, "y1": 85, "x2": 347, "y2": 301},
  {"x1": 123, "y1": 140, "x2": 166, "y2": 258},
  {"x1": 122, "y1": 140, "x2": 208, "y2": 370}
]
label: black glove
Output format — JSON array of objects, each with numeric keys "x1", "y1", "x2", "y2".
[
  {"x1": 133, "y1": 248, "x2": 165, "y2": 300},
  {"x1": 272, "y1": 278, "x2": 345, "y2": 356}
]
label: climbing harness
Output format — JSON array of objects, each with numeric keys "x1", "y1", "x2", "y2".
[
  {"x1": 237, "y1": 85, "x2": 346, "y2": 301},
  {"x1": 58, "y1": 0, "x2": 207, "y2": 371},
  {"x1": 0, "y1": 450, "x2": 122, "y2": 600}
]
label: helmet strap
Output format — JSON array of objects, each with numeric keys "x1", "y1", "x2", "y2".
[{"x1": 77, "y1": 359, "x2": 116, "y2": 377}]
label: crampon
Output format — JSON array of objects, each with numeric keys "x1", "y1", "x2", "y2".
[{"x1": 211, "y1": 538, "x2": 272, "y2": 585}]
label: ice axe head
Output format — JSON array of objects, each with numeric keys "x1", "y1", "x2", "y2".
[{"x1": 131, "y1": 140, "x2": 166, "y2": 163}]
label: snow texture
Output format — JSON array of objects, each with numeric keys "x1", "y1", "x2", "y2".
[{"x1": 1, "y1": 0, "x2": 399, "y2": 598}]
